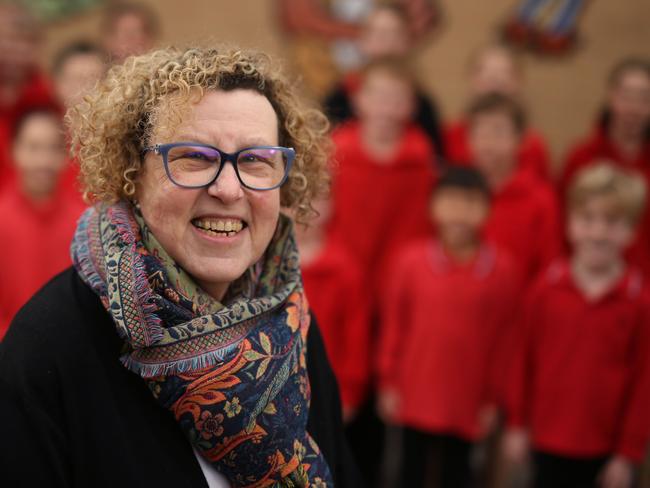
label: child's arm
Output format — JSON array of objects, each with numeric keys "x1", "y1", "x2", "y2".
[
  {"x1": 338, "y1": 266, "x2": 373, "y2": 421},
  {"x1": 614, "y1": 304, "x2": 650, "y2": 463},
  {"x1": 375, "y1": 250, "x2": 413, "y2": 421},
  {"x1": 483, "y1": 265, "x2": 525, "y2": 435},
  {"x1": 501, "y1": 284, "x2": 540, "y2": 463}
]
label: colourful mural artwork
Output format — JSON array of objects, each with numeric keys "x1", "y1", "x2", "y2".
[{"x1": 503, "y1": 0, "x2": 591, "y2": 56}]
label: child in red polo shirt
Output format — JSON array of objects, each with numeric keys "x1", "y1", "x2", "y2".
[
  {"x1": 561, "y1": 58, "x2": 650, "y2": 274},
  {"x1": 446, "y1": 43, "x2": 551, "y2": 181},
  {"x1": 0, "y1": 108, "x2": 86, "y2": 337},
  {"x1": 329, "y1": 57, "x2": 436, "y2": 305},
  {"x1": 377, "y1": 166, "x2": 521, "y2": 488},
  {"x1": 323, "y1": 4, "x2": 445, "y2": 159},
  {"x1": 503, "y1": 164, "x2": 650, "y2": 488},
  {"x1": 295, "y1": 197, "x2": 371, "y2": 420},
  {"x1": 468, "y1": 92, "x2": 561, "y2": 282}
]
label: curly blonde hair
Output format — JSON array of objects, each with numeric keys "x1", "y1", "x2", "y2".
[{"x1": 67, "y1": 45, "x2": 331, "y2": 222}]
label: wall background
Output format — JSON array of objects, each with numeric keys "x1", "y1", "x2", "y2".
[{"x1": 41, "y1": 0, "x2": 650, "y2": 172}]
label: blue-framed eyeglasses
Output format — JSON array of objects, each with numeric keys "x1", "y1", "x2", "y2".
[{"x1": 142, "y1": 142, "x2": 295, "y2": 191}]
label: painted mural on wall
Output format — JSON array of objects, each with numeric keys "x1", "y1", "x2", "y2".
[{"x1": 503, "y1": 0, "x2": 590, "y2": 55}]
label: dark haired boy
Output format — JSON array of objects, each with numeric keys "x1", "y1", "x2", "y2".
[{"x1": 377, "y1": 166, "x2": 521, "y2": 488}]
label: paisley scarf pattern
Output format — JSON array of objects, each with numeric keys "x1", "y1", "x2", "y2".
[{"x1": 71, "y1": 202, "x2": 333, "y2": 487}]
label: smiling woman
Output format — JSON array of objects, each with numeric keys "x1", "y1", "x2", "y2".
[{"x1": 0, "y1": 46, "x2": 360, "y2": 488}]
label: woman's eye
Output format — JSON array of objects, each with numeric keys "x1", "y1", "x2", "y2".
[
  {"x1": 184, "y1": 152, "x2": 210, "y2": 160},
  {"x1": 240, "y1": 153, "x2": 264, "y2": 163}
]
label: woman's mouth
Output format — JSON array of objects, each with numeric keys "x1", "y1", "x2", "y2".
[{"x1": 191, "y1": 218, "x2": 247, "y2": 238}]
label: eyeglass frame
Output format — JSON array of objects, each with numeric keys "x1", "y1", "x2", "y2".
[{"x1": 142, "y1": 142, "x2": 296, "y2": 191}]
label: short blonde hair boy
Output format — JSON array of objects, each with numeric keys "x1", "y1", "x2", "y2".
[{"x1": 567, "y1": 162, "x2": 647, "y2": 224}]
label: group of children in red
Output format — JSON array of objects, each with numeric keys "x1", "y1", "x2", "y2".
[
  {"x1": 296, "y1": 5, "x2": 650, "y2": 488},
  {"x1": 0, "y1": 2, "x2": 157, "y2": 334},
  {"x1": 1, "y1": 2, "x2": 649, "y2": 488}
]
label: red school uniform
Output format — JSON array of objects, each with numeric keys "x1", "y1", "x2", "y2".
[
  {"x1": 0, "y1": 72, "x2": 58, "y2": 189},
  {"x1": 302, "y1": 236, "x2": 372, "y2": 410},
  {"x1": 329, "y1": 121, "x2": 436, "y2": 301},
  {"x1": 484, "y1": 170, "x2": 562, "y2": 283},
  {"x1": 377, "y1": 239, "x2": 521, "y2": 440},
  {"x1": 506, "y1": 261, "x2": 650, "y2": 462},
  {"x1": 0, "y1": 184, "x2": 86, "y2": 338},
  {"x1": 560, "y1": 126, "x2": 650, "y2": 275},
  {"x1": 445, "y1": 118, "x2": 552, "y2": 181}
]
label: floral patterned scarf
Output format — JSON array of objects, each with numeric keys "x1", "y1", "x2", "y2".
[{"x1": 71, "y1": 202, "x2": 333, "y2": 487}]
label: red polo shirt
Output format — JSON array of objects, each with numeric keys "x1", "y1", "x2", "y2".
[
  {"x1": 302, "y1": 236, "x2": 371, "y2": 410},
  {"x1": 377, "y1": 239, "x2": 521, "y2": 440},
  {"x1": 484, "y1": 171, "x2": 562, "y2": 282},
  {"x1": 0, "y1": 184, "x2": 86, "y2": 337},
  {"x1": 560, "y1": 127, "x2": 650, "y2": 274},
  {"x1": 445, "y1": 119, "x2": 551, "y2": 181},
  {"x1": 329, "y1": 121, "x2": 436, "y2": 302},
  {"x1": 506, "y1": 261, "x2": 650, "y2": 462}
]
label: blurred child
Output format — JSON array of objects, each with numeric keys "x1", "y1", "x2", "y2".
[
  {"x1": 446, "y1": 43, "x2": 551, "y2": 180},
  {"x1": 468, "y1": 92, "x2": 561, "y2": 281},
  {"x1": 52, "y1": 41, "x2": 108, "y2": 110},
  {"x1": 376, "y1": 166, "x2": 521, "y2": 488},
  {"x1": 0, "y1": 108, "x2": 85, "y2": 337},
  {"x1": 102, "y1": 2, "x2": 159, "y2": 65},
  {"x1": 561, "y1": 58, "x2": 650, "y2": 274},
  {"x1": 503, "y1": 164, "x2": 650, "y2": 488},
  {"x1": 295, "y1": 197, "x2": 371, "y2": 420},
  {"x1": 0, "y1": 3, "x2": 57, "y2": 187},
  {"x1": 51, "y1": 41, "x2": 108, "y2": 200},
  {"x1": 329, "y1": 57, "x2": 436, "y2": 305},
  {"x1": 324, "y1": 4, "x2": 445, "y2": 159}
]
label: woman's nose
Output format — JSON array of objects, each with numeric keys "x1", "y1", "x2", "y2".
[{"x1": 206, "y1": 162, "x2": 244, "y2": 201}]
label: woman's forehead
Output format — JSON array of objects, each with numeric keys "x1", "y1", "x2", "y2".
[{"x1": 151, "y1": 89, "x2": 279, "y2": 146}]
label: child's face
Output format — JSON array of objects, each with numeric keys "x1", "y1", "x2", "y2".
[
  {"x1": 12, "y1": 114, "x2": 66, "y2": 200},
  {"x1": 431, "y1": 188, "x2": 489, "y2": 249},
  {"x1": 355, "y1": 71, "x2": 415, "y2": 132},
  {"x1": 105, "y1": 13, "x2": 152, "y2": 63},
  {"x1": 358, "y1": 9, "x2": 411, "y2": 59},
  {"x1": 469, "y1": 112, "x2": 520, "y2": 182},
  {"x1": 568, "y1": 195, "x2": 635, "y2": 269},
  {"x1": 470, "y1": 49, "x2": 520, "y2": 98},
  {"x1": 55, "y1": 53, "x2": 106, "y2": 108},
  {"x1": 607, "y1": 69, "x2": 650, "y2": 135}
]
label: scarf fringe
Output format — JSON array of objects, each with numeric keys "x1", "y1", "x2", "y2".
[
  {"x1": 121, "y1": 342, "x2": 240, "y2": 378},
  {"x1": 71, "y1": 208, "x2": 108, "y2": 297},
  {"x1": 108, "y1": 204, "x2": 164, "y2": 347}
]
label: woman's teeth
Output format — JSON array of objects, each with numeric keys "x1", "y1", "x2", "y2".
[{"x1": 192, "y1": 218, "x2": 245, "y2": 237}]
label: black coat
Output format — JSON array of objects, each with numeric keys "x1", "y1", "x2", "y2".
[{"x1": 0, "y1": 268, "x2": 361, "y2": 487}]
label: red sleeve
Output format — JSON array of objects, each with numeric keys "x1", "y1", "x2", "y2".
[
  {"x1": 0, "y1": 313, "x2": 9, "y2": 340},
  {"x1": 337, "y1": 265, "x2": 372, "y2": 410},
  {"x1": 505, "y1": 282, "x2": 542, "y2": 428},
  {"x1": 559, "y1": 141, "x2": 595, "y2": 198},
  {"x1": 444, "y1": 121, "x2": 471, "y2": 165},
  {"x1": 535, "y1": 187, "x2": 563, "y2": 274},
  {"x1": 521, "y1": 131, "x2": 552, "y2": 182},
  {"x1": 376, "y1": 249, "x2": 413, "y2": 392},
  {"x1": 486, "y1": 262, "x2": 525, "y2": 409},
  {"x1": 616, "y1": 302, "x2": 650, "y2": 462}
]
